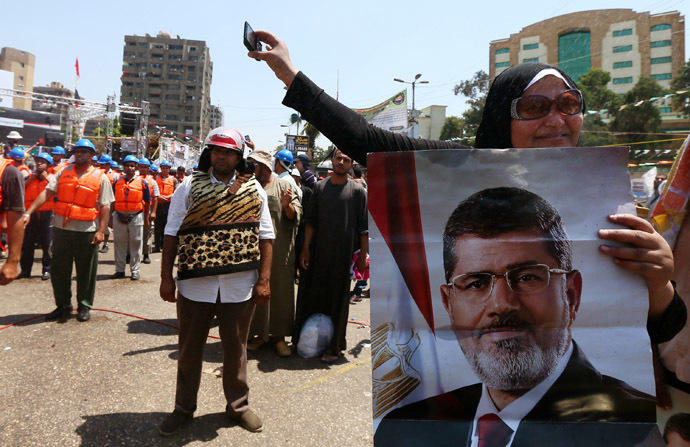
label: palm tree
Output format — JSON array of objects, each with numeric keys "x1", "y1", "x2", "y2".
[{"x1": 302, "y1": 122, "x2": 321, "y2": 149}]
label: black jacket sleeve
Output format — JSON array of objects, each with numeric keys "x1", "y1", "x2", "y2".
[
  {"x1": 282, "y1": 72, "x2": 469, "y2": 166},
  {"x1": 647, "y1": 282, "x2": 687, "y2": 344}
]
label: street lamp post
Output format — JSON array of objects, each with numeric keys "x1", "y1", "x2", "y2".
[{"x1": 394, "y1": 73, "x2": 428, "y2": 137}]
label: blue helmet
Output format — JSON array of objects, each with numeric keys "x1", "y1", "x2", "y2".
[
  {"x1": 92, "y1": 155, "x2": 98, "y2": 162},
  {"x1": 9, "y1": 148, "x2": 25, "y2": 160},
  {"x1": 98, "y1": 154, "x2": 112, "y2": 164},
  {"x1": 275, "y1": 149, "x2": 294, "y2": 164},
  {"x1": 51, "y1": 146, "x2": 66, "y2": 155},
  {"x1": 123, "y1": 155, "x2": 139, "y2": 164},
  {"x1": 36, "y1": 152, "x2": 54, "y2": 165},
  {"x1": 138, "y1": 157, "x2": 151, "y2": 166},
  {"x1": 150, "y1": 165, "x2": 159, "y2": 172},
  {"x1": 74, "y1": 139, "x2": 96, "y2": 152},
  {"x1": 159, "y1": 160, "x2": 172, "y2": 167},
  {"x1": 110, "y1": 161, "x2": 119, "y2": 169},
  {"x1": 193, "y1": 163, "x2": 198, "y2": 169}
]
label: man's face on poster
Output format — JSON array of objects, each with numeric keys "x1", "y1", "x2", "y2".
[{"x1": 440, "y1": 229, "x2": 582, "y2": 391}]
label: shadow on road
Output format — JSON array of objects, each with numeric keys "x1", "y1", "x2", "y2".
[
  {"x1": 76, "y1": 411, "x2": 244, "y2": 446},
  {"x1": 0, "y1": 313, "x2": 48, "y2": 328}
]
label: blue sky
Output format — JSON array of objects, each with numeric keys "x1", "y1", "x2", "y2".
[{"x1": 3, "y1": 0, "x2": 687, "y2": 150}]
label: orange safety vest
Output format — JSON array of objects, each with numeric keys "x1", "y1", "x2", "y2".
[
  {"x1": 0, "y1": 158, "x2": 12, "y2": 212},
  {"x1": 156, "y1": 175, "x2": 175, "y2": 201},
  {"x1": 106, "y1": 172, "x2": 118, "y2": 185},
  {"x1": 25, "y1": 175, "x2": 53, "y2": 212},
  {"x1": 113, "y1": 176, "x2": 145, "y2": 213},
  {"x1": 143, "y1": 175, "x2": 157, "y2": 199},
  {"x1": 53, "y1": 165, "x2": 103, "y2": 223},
  {"x1": 17, "y1": 164, "x2": 30, "y2": 176},
  {"x1": 47, "y1": 161, "x2": 67, "y2": 175}
]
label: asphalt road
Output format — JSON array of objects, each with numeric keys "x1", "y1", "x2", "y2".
[{"x1": 0, "y1": 242, "x2": 374, "y2": 446}]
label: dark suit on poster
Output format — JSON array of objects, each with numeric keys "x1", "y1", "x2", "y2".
[{"x1": 374, "y1": 342, "x2": 663, "y2": 447}]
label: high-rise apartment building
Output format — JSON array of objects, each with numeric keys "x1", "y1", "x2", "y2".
[
  {"x1": 120, "y1": 32, "x2": 213, "y2": 139},
  {"x1": 208, "y1": 104, "x2": 224, "y2": 130},
  {"x1": 489, "y1": 9, "x2": 684, "y2": 97},
  {"x1": 0, "y1": 47, "x2": 36, "y2": 110}
]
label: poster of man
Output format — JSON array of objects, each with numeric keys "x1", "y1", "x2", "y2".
[{"x1": 368, "y1": 147, "x2": 678, "y2": 446}]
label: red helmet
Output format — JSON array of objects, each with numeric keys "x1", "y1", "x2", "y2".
[{"x1": 204, "y1": 127, "x2": 244, "y2": 152}]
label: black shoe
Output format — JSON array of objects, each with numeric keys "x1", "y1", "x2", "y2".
[
  {"x1": 99, "y1": 244, "x2": 109, "y2": 254},
  {"x1": 361, "y1": 289, "x2": 370, "y2": 298},
  {"x1": 41, "y1": 271, "x2": 51, "y2": 280},
  {"x1": 142, "y1": 255, "x2": 151, "y2": 264},
  {"x1": 111, "y1": 271, "x2": 125, "y2": 279},
  {"x1": 16, "y1": 271, "x2": 31, "y2": 279},
  {"x1": 151, "y1": 247, "x2": 161, "y2": 253},
  {"x1": 45, "y1": 305, "x2": 73, "y2": 321},
  {"x1": 159, "y1": 410, "x2": 192, "y2": 437},
  {"x1": 131, "y1": 272, "x2": 140, "y2": 281},
  {"x1": 76, "y1": 307, "x2": 90, "y2": 322}
]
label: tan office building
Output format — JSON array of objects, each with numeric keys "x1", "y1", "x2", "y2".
[
  {"x1": 489, "y1": 9, "x2": 684, "y2": 102},
  {"x1": 0, "y1": 47, "x2": 36, "y2": 110},
  {"x1": 120, "y1": 32, "x2": 213, "y2": 140}
]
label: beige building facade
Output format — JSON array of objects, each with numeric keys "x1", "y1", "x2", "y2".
[
  {"x1": 0, "y1": 47, "x2": 36, "y2": 110},
  {"x1": 120, "y1": 32, "x2": 213, "y2": 140},
  {"x1": 489, "y1": 9, "x2": 684, "y2": 99}
]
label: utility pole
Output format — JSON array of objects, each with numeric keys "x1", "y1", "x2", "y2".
[{"x1": 105, "y1": 95, "x2": 116, "y2": 156}]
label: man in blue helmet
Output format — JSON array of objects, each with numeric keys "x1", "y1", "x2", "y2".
[
  {"x1": 18, "y1": 152, "x2": 55, "y2": 280},
  {"x1": 24, "y1": 138, "x2": 115, "y2": 322},
  {"x1": 138, "y1": 158, "x2": 159, "y2": 264},
  {"x1": 48, "y1": 146, "x2": 67, "y2": 174},
  {"x1": 96, "y1": 154, "x2": 115, "y2": 253},
  {"x1": 0, "y1": 146, "x2": 25, "y2": 283},
  {"x1": 153, "y1": 160, "x2": 178, "y2": 253},
  {"x1": 274, "y1": 149, "x2": 301, "y2": 200},
  {"x1": 110, "y1": 155, "x2": 150, "y2": 280}
]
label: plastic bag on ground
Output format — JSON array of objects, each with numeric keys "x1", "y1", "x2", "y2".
[{"x1": 297, "y1": 313, "x2": 334, "y2": 358}]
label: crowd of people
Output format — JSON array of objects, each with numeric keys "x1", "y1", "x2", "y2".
[{"x1": 0, "y1": 28, "x2": 688, "y2": 444}]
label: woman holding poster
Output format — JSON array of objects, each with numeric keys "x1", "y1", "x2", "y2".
[{"x1": 249, "y1": 31, "x2": 686, "y2": 444}]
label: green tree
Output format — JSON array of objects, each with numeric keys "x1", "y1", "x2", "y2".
[
  {"x1": 578, "y1": 114, "x2": 618, "y2": 147},
  {"x1": 611, "y1": 77, "x2": 666, "y2": 149},
  {"x1": 577, "y1": 68, "x2": 620, "y2": 112},
  {"x1": 453, "y1": 70, "x2": 489, "y2": 144},
  {"x1": 439, "y1": 116, "x2": 464, "y2": 141},
  {"x1": 302, "y1": 121, "x2": 321, "y2": 148},
  {"x1": 671, "y1": 58, "x2": 690, "y2": 117},
  {"x1": 311, "y1": 145, "x2": 330, "y2": 166}
]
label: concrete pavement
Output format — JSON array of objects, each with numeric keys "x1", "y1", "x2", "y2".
[{"x1": 0, "y1": 242, "x2": 374, "y2": 446}]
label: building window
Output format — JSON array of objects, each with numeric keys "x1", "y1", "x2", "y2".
[
  {"x1": 496, "y1": 61, "x2": 510, "y2": 68},
  {"x1": 651, "y1": 73, "x2": 672, "y2": 81},
  {"x1": 167, "y1": 74, "x2": 182, "y2": 80},
  {"x1": 169, "y1": 44, "x2": 183, "y2": 50},
  {"x1": 169, "y1": 64, "x2": 182, "y2": 71},
  {"x1": 189, "y1": 47, "x2": 197, "y2": 52},
  {"x1": 188, "y1": 66, "x2": 196, "y2": 72},
  {"x1": 651, "y1": 24, "x2": 671, "y2": 31},
  {"x1": 164, "y1": 115, "x2": 179, "y2": 121},
  {"x1": 659, "y1": 107, "x2": 672, "y2": 113},
  {"x1": 165, "y1": 94, "x2": 180, "y2": 100},
  {"x1": 188, "y1": 56, "x2": 199, "y2": 62},
  {"x1": 168, "y1": 84, "x2": 181, "y2": 90},
  {"x1": 169, "y1": 54, "x2": 182, "y2": 60},
  {"x1": 20, "y1": 62, "x2": 24, "y2": 67},
  {"x1": 123, "y1": 51, "x2": 136, "y2": 58},
  {"x1": 650, "y1": 40, "x2": 671, "y2": 48},
  {"x1": 613, "y1": 29, "x2": 633, "y2": 37},
  {"x1": 523, "y1": 57, "x2": 539, "y2": 63},
  {"x1": 18, "y1": 76, "x2": 23, "y2": 81},
  {"x1": 187, "y1": 76, "x2": 197, "y2": 82},
  {"x1": 613, "y1": 61, "x2": 633, "y2": 69},
  {"x1": 559, "y1": 31, "x2": 591, "y2": 82},
  {"x1": 613, "y1": 45, "x2": 632, "y2": 53},
  {"x1": 150, "y1": 63, "x2": 162, "y2": 69},
  {"x1": 523, "y1": 43, "x2": 538, "y2": 50},
  {"x1": 651, "y1": 56, "x2": 672, "y2": 64},
  {"x1": 613, "y1": 77, "x2": 633, "y2": 84},
  {"x1": 496, "y1": 48, "x2": 510, "y2": 55}
]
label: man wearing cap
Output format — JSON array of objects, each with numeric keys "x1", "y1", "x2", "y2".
[
  {"x1": 18, "y1": 152, "x2": 55, "y2": 280},
  {"x1": 4, "y1": 131, "x2": 22, "y2": 157},
  {"x1": 158, "y1": 127, "x2": 274, "y2": 436},
  {"x1": 153, "y1": 160, "x2": 178, "y2": 253},
  {"x1": 111, "y1": 155, "x2": 150, "y2": 280},
  {"x1": 24, "y1": 138, "x2": 114, "y2": 322},
  {"x1": 138, "y1": 158, "x2": 158, "y2": 264},
  {"x1": 246, "y1": 149, "x2": 301, "y2": 357},
  {"x1": 294, "y1": 153, "x2": 316, "y2": 190},
  {"x1": 0, "y1": 149, "x2": 25, "y2": 284}
]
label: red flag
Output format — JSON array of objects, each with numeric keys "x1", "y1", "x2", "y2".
[
  {"x1": 75, "y1": 58, "x2": 80, "y2": 78},
  {"x1": 368, "y1": 152, "x2": 435, "y2": 333}
]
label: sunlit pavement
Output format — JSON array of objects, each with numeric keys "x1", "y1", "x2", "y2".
[{"x1": 0, "y1": 242, "x2": 373, "y2": 446}]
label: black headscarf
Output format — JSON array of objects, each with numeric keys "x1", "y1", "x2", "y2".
[{"x1": 475, "y1": 63, "x2": 582, "y2": 149}]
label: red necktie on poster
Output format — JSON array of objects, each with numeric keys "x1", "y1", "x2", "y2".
[{"x1": 477, "y1": 413, "x2": 513, "y2": 447}]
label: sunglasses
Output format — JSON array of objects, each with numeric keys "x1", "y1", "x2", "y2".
[{"x1": 511, "y1": 89, "x2": 583, "y2": 120}]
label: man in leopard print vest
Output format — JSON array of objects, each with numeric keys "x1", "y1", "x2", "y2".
[{"x1": 158, "y1": 127, "x2": 275, "y2": 436}]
